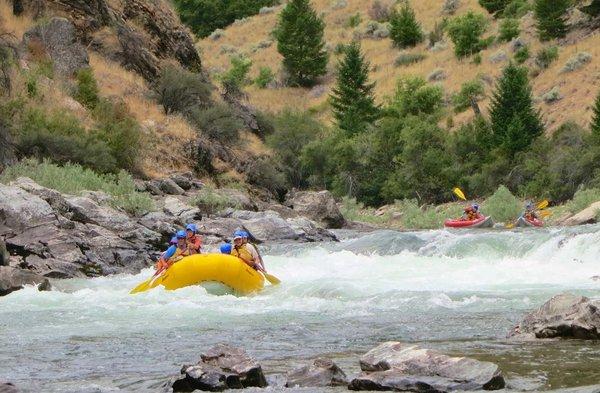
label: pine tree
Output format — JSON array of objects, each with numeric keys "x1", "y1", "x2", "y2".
[
  {"x1": 478, "y1": 0, "x2": 510, "y2": 16},
  {"x1": 534, "y1": 0, "x2": 570, "y2": 41},
  {"x1": 592, "y1": 91, "x2": 600, "y2": 137},
  {"x1": 330, "y1": 42, "x2": 380, "y2": 135},
  {"x1": 389, "y1": 1, "x2": 423, "y2": 48},
  {"x1": 489, "y1": 63, "x2": 543, "y2": 156},
  {"x1": 274, "y1": 0, "x2": 328, "y2": 87}
]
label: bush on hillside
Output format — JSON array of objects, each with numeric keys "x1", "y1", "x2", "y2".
[
  {"x1": 446, "y1": 11, "x2": 489, "y2": 58},
  {"x1": 73, "y1": 68, "x2": 100, "y2": 109},
  {"x1": 389, "y1": 76, "x2": 444, "y2": 117},
  {"x1": 155, "y1": 65, "x2": 213, "y2": 115},
  {"x1": 478, "y1": 0, "x2": 510, "y2": 16},
  {"x1": 221, "y1": 55, "x2": 253, "y2": 95},
  {"x1": 503, "y1": 0, "x2": 532, "y2": 18},
  {"x1": 514, "y1": 45, "x2": 530, "y2": 64},
  {"x1": 498, "y1": 18, "x2": 520, "y2": 42},
  {"x1": 191, "y1": 185, "x2": 241, "y2": 216},
  {"x1": 188, "y1": 104, "x2": 242, "y2": 142},
  {"x1": 534, "y1": 46, "x2": 559, "y2": 69},
  {"x1": 452, "y1": 79, "x2": 485, "y2": 113},
  {"x1": 254, "y1": 66, "x2": 275, "y2": 88},
  {"x1": 566, "y1": 188, "x2": 600, "y2": 214},
  {"x1": 481, "y1": 185, "x2": 521, "y2": 222},
  {"x1": 0, "y1": 159, "x2": 154, "y2": 215},
  {"x1": 428, "y1": 20, "x2": 446, "y2": 48},
  {"x1": 369, "y1": 0, "x2": 393, "y2": 22},
  {"x1": 389, "y1": 2, "x2": 424, "y2": 48},
  {"x1": 345, "y1": 13, "x2": 362, "y2": 28},
  {"x1": 394, "y1": 52, "x2": 426, "y2": 66},
  {"x1": 534, "y1": 0, "x2": 570, "y2": 41},
  {"x1": 561, "y1": 52, "x2": 592, "y2": 73},
  {"x1": 246, "y1": 156, "x2": 287, "y2": 198}
]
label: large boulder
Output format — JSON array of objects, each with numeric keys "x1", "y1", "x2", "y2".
[
  {"x1": 510, "y1": 293, "x2": 600, "y2": 339},
  {"x1": 232, "y1": 211, "x2": 300, "y2": 242},
  {"x1": 10, "y1": 177, "x2": 69, "y2": 214},
  {"x1": 286, "y1": 190, "x2": 346, "y2": 229},
  {"x1": 562, "y1": 202, "x2": 600, "y2": 226},
  {"x1": 168, "y1": 344, "x2": 267, "y2": 392},
  {"x1": 65, "y1": 196, "x2": 136, "y2": 232},
  {"x1": 159, "y1": 178, "x2": 185, "y2": 195},
  {"x1": 163, "y1": 197, "x2": 202, "y2": 224},
  {"x1": 348, "y1": 342, "x2": 505, "y2": 391},
  {"x1": 0, "y1": 183, "x2": 56, "y2": 232},
  {"x1": 285, "y1": 358, "x2": 347, "y2": 388},
  {"x1": 22, "y1": 17, "x2": 89, "y2": 76},
  {"x1": 0, "y1": 266, "x2": 51, "y2": 296}
]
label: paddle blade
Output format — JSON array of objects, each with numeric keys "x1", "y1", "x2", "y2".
[
  {"x1": 130, "y1": 278, "x2": 153, "y2": 294},
  {"x1": 537, "y1": 200, "x2": 549, "y2": 210},
  {"x1": 539, "y1": 210, "x2": 552, "y2": 218},
  {"x1": 506, "y1": 223, "x2": 515, "y2": 229},
  {"x1": 453, "y1": 187, "x2": 467, "y2": 201},
  {"x1": 264, "y1": 272, "x2": 281, "y2": 285}
]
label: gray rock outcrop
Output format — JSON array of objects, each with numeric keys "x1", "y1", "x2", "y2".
[
  {"x1": 286, "y1": 190, "x2": 346, "y2": 229},
  {"x1": 0, "y1": 266, "x2": 51, "y2": 296},
  {"x1": 348, "y1": 342, "x2": 505, "y2": 391},
  {"x1": 285, "y1": 358, "x2": 347, "y2": 388},
  {"x1": 510, "y1": 293, "x2": 600, "y2": 339}
]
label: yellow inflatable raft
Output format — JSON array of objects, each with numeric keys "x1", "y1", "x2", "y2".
[{"x1": 130, "y1": 254, "x2": 265, "y2": 295}]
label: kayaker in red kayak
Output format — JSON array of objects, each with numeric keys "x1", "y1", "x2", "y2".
[
  {"x1": 523, "y1": 201, "x2": 539, "y2": 221},
  {"x1": 461, "y1": 203, "x2": 483, "y2": 221}
]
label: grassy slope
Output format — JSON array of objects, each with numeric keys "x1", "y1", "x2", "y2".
[{"x1": 198, "y1": 0, "x2": 600, "y2": 131}]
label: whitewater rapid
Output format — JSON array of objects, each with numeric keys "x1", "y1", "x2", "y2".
[{"x1": 1, "y1": 225, "x2": 599, "y2": 392}]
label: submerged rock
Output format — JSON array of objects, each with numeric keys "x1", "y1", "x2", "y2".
[
  {"x1": 510, "y1": 293, "x2": 600, "y2": 339},
  {"x1": 0, "y1": 266, "x2": 51, "y2": 296},
  {"x1": 285, "y1": 358, "x2": 348, "y2": 387},
  {"x1": 168, "y1": 344, "x2": 267, "y2": 392},
  {"x1": 348, "y1": 341, "x2": 505, "y2": 391}
]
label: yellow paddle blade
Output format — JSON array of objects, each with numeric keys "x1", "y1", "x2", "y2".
[
  {"x1": 506, "y1": 223, "x2": 515, "y2": 229},
  {"x1": 264, "y1": 272, "x2": 281, "y2": 285},
  {"x1": 453, "y1": 187, "x2": 467, "y2": 201},
  {"x1": 537, "y1": 200, "x2": 549, "y2": 210},
  {"x1": 130, "y1": 278, "x2": 153, "y2": 294},
  {"x1": 539, "y1": 210, "x2": 552, "y2": 218}
]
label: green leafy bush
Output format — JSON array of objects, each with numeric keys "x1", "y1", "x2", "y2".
[
  {"x1": 565, "y1": 188, "x2": 600, "y2": 214},
  {"x1": 498, "y1": 18, "x2": 520, "y2": 42},
  {"x1": 514, "y1": 45, "x2": 530, "y2": 64},
  {"x1": 245, "y1": 156, "x2": 287, "y2": 197},
  {"x1": 345, "y1": 13, "x2": 362, "y2": 28},
  {"x1": 389, "y1": 2, "x2": 423, "y2": 48},
  {"x1": 188, "y1": 104, "x2": 242, "y2": 142},
  {"x1": 191, "y1": 185, "x2": 241, "y2": 216},
  {"x1": 339, "y1": 196, "x2": 389, "y2": 224},
  {"x1": 534, "y1": 0, "x2": 570, "y2": 40},
  {"x1": 389, "y1": 76, "x2": 444, "y2": 117},
  {"x1": 452, "y1": 79, "x2": 485, "y2": 113},
  {"x1": 254, "y1": 66, "x2": 275, "y2": 88},
  {"x1": 481, "y1": 185, "x2": 521, "y2": 222},
  {"x1": 534, "y1": 46, "x2": 559, "y2": 69},
  {"x1": 478, "y1": 0, "x2": 510, "y2": 15},
  {"x1": 394, "y1": 52, "x2": 426, "y2": 66},
  {"x1": 0, "y1": 159, "x2": 154, "y2": 215},
  {"x1": 155, "y1": 65, "x2": 213, "y2": 115},
  {"x1": 221, "y1": 55, "x2": 253, "y2": 93},
  {"x1": 393, "y1": 199, "x2": 464, "y2": 229},
  {"x1": 73, "y1": 68, "x2": 100, "y2": 109},
  {"x1": 446, "y1": 11, "x2": 488, "y2": 58}
]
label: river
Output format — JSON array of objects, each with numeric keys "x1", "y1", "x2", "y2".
[{"x1": 1, "y1": 225, "x2": 599, "y2": 392}]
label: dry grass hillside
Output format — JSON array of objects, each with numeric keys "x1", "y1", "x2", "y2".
[{"x1": 199, "y1": 0, "x2": 600, "y2": 131}]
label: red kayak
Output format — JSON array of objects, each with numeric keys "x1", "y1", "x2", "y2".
[
  {"x1": 515, "y1": 216, "x2": 544, "y2": 228},
  {"x1": 444, "y1": 216, "x2": 494, "y2": 228}
]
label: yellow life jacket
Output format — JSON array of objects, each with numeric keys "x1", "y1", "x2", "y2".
[
  {"x1": 231, "y1": 245, "x2": 254, "y2": 264},
  {"x1": 168, "y1": 246, "x2": 190, "y2": 262}
]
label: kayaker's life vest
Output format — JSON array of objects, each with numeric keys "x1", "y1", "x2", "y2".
[
  {"x1": 187, "y1": 235, "x2": 202, "y2": 254},
  {"x1": 169, "y1": 246, "x2": 190, "y2": 262},
  {"x1": 232, "y1": 245, "x2": 255, "y2": 265}
]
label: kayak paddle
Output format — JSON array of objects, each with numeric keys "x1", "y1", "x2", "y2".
[
  {"x1": 130, "y1": 266, "x2": 167, "y2": 294},
  {"x1": 537, "y1": 200, "x2": 549, "y2": 210},
  {"x1": 453, "y1": 187, "x2": 467, "y2": 201}
]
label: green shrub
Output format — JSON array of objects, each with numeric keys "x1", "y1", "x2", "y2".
[
  {"x1": 345, "y1": 13, "x2": 362, "y2": 28},
  {"x1": 503, "y1": 0, "x2": 532, "y2": 18},
  {"x1": 191, "y1": 185, "x2": 241, "y2": 216},
  {"x1": 428, "y1": 20, "x2": 446, "y2": 47},
  {"x1": 74, "y1": 68, "x2": 100, "y2": 109},
  {"x1": 565, "y1": 188, "x2": 600, "y2": 214},
  {"x1": 246, "y1": 156, "x2": 287, "y2": 197},
  {"x1": 254, "y1": 66, "x2": 275, "y2": 88},
  {"x1": 0, "y1": 159, "x2": 154, "y2": 215},
  {"x1": 472, "y1": 53, "x2": 482, "y2": 64},
  {"x1": 155, "y1": 65, "x2": 213, "y2": 115},
  {"x1": 481, "y1": 185, "x2": 521, "y2": 222},
  {"x1": 452, "y1": 79, "x2": 485, "y2": 113},
  {"x1": 478, "y1": 0, "x2": 510, "y2": 15},
  {"x1": 339, "y1": 196, "x2": 389, "y2": 224},
  {"x1": 221, "y1": 55, "x2": 252, "y2": 94},
  {"x1": 535, "y1": 46, "x2": 559, "y2": 69},
  {"x1": 334, "y1": 43, "x2": 349, "y2": 55},
  {"x1": 534, "y1": 0, "x2": 570, "y2": 40},
  {"x1": 446, "y1": 11, "x2": 488, "y2": 58},
  {"x1": 93, "y1": 99, "x2": 142, "y2": 172},
  {"x1": 394, "y1": 52, "x2": 426, "y2": 66},
  {"x1": 188, "y1": 104, "x2": 242, "y2": 142},
  {"x1": 514, "y1": 45, "x2": 530, "y2": 63},
  {"x1": 389, "y1": 76, "x2": 444, "y2": 117},
  {"x1": 389, "y1": 2, "x2": 423, "y2": 48},
  {"x1": 17, "y1": 107, "x2": 118, "y2": 173},
  {"x1": 498, "y1": 18, "x2": 520, "y2": 42}
]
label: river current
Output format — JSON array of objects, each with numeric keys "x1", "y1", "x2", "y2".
[{"x1": 1, "y1": 225, "x2": 600, "y2": 392}]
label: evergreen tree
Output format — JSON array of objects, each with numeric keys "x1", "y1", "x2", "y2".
[
  {"x1": 592, "y1": 91, "x2": 600, "y2": 137},
  {"x1": 489, "y1": 63, "x2": 543, "y2": 156},
  {"x1": 330, "y1": 42, "x2": 380, "y2": 135},
  {"x1": 389, "y1": 1, "x2": 423, "y2": 48},
  {"x1": 274, "y1": 0, "x2": 328, "y2": 87},
  {"x1": 534, "y1": 0, "x2": 570, "y2": 41},
  {"x1": 478, "y1": 0, "x2": 510, "y2": 16}
]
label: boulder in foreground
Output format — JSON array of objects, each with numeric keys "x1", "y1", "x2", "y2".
[
  {"x1": 510, "y1": 293, "x2": 600, "y2": 339},
  {"x1": 348, "y1": 341, "x2": 505, "y2": 392},
  {"x1": 285, "y1": 358, "x2": 348, "y2": 387},
  {"x1": 0, "y1": 266, "x2": 51, "y2": 296},
  {"x1": 168, "y1": 344, "x2": 267, "y2": 392}
]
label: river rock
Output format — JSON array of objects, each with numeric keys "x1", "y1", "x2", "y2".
[
  {"x1": 0, "y1": 266, "x2": 51, "y2": 296},
  {"x1": 285, "y1": 358, "x2": 348, "y2": 387},
  {"x1": 287, "y1": 217, "x2": 338, "y2": 242},
  {"x1": 0, "y1": 382, "x2": 18, "y2": 393},
  {"x1": 10, "y1": 177, "x2": 69, "y2": 214},
  {"x1": 349, "y1": 342, "x2": 505, "y2": 391},
  {"x1": 286, "y1": 190, "x2": 346, "y2": 229},
  {"x1": 168, "y1": 344, "x2": 267, "y2": 392},
  {"x1": 562, "y1": 202, "x2": 600, "y2": 226},
  {"x1": 159, "y1": 178, "x2": 185, "y2": 195},
  {"x1": 22, "y1": 17, "x2": 89, "y2": 76},
  {"x1": 509, "y1": 293, "x2": 600, "y2": 339},
  {"x1": 65, "y1": 196, "x2": 136, "y2": 232},
  {"x1": 0, "y1": 183, "x2": 56, "y2": 231},
  {"x1": 236, "y1": 211, "x2": 300, "y2": 242},
  {"x1": 163, "y1": 197, "x2": 202, "y2": 224}
]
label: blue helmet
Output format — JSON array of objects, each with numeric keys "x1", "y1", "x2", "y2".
[
  {"x1": 186, "y1": 223, "x2": 197, "y2": 234},
  {"x1": 233, "y1": 230, "x2": 244, "y2": 239},
  {"x1": 169, "y1": 236, "x2": 178, "y2": 245},
  {"x1": 241, "y1": 231, "x2": 249, "y2": 239},
  {"x1": 525, "y1": 201, "x2": 534, "y2": 210},
  {"x1": 472, "y1": 203, "x2": 479, "y2": 211},
  {"x1": 176, "y1": 230, "x2": 186, "y2": 239},
  {"x1": 220, "y1": 243, "x2": 232, "y2": 254}
]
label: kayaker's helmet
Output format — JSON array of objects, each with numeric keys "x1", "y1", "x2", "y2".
[
  {"x1": 525, "y1": 201, "x2": 534, "y2": 210},
  {"x1": 176, "y1": 230, "x2": 187, "y2": 239},
  {"x1": 185, "y1": 223, "x2": 197, "y2": 234},
  {"x1": 233, "y1": 230, "x2": 244, "y2": 240},
  {"x1": 220, "y1": 243, "x2": 232, "y2": 254},
  {"x1": 472, "y1": 203, "x2": 479, "y2": 211},
  {"x1": 241, "y1": 231, "x2": 249, "y2": 239},
  {"x1": 169, "y1": 236, "x2": 178, "y2": 245}
]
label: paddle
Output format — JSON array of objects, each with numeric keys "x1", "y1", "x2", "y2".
[
  {"x1": 507, "y1": 200, "x2": 551, "y2": 229},
  {"x1": 262, "y1": 272, "x2": 281, "y2": 285},
  {"x1": 537, "y1": 200, "x2": 549, "y2": 210},
  {"x1": 130, "y1": 266, "x2": 167, "y2": 294},
  {"x1": 453, "y1": 187, "x2": 467, "y2": 201}
]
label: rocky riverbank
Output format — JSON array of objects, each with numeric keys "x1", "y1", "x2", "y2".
[{"x1": 0, "y1": 175, "x2": 344, "y2": 296}]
